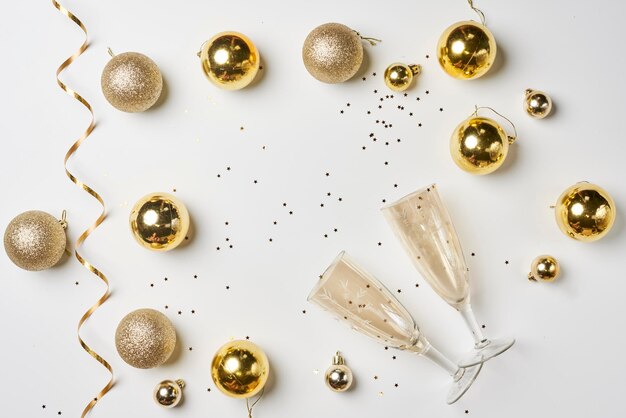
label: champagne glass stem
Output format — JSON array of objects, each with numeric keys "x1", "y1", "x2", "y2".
[
  {"x1": 459, "y1": 303, "x2": 489, "y2": 348},
  {"x1": 421, "y1": 342, "x2": 462, "y2": 379}
]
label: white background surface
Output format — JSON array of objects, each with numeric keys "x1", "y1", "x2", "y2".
[{"x1": 1, "y1": 0, "x2": 625, "y2": 416}]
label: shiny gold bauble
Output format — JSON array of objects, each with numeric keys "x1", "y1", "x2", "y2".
[
  {"x1": 200, "y1": 32, "x2": 260, "y2": 90},
  {"x1": 302, "y1": 23, "x2": 363, "y2": 83},
  {"x1": 450, "y1": 116, "x2": 513, "y2": 174},
  {"x1": 129, "y1": 192, "x2": 190, "y2": 251},
  {"x1": 4, "y1": 210, "x2": 67, "y2": 271},
  {"x1": 528, "y1": 255, "x2": 560, "y2": 282},
  {"x1": 101, "y1": 52, "x2": 163, "y2": 112},
  {"x1": 384, "y1": 63, "x2": 421, "y2": 92},
  {"x1": 115, "y1": 308, "x2": 176, "y2": 369},
  {"x1": 153, "y1": 379, "x2": 185, "y2": 408},
  {"x1": 524, "y1": 89, "x2": 553, "y2": 119},
  {"x1": 324, "y1": 352, "x2": 353, "y2": 392},
  {"x1": 437, "y1": 21, "x2": 496, "y2": 80},
  {"x1": 555, "y1": 182, "x2": 616, "y2": 242},
  {"x1": 211, "y1": 340, "x2": 270, "y2": 399}
]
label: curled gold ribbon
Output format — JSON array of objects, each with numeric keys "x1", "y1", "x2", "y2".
[{"x1": 52, "y1": 1, "x2": 114, "y2": 416}]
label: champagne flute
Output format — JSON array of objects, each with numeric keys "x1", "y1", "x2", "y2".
[
  {"x1": 381, "y1": 183, "x2": 515, "y2": 367},
  {"x1": 308, "y1": 251, "x2": 482, "y2": 404}
]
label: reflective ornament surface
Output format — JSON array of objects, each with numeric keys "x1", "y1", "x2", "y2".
[
  {"x1": 101, "y1": 52, "x2": 162, "y2": 112},
  {"x1": 384, "y1": 63, "x2": 421, "y2": 92},
  {"x1": 528, "y1": 255, "x2": 560, "y2": 282},
  {"x1": 524, "y1": 89, "x2": 553, "y2": 119},
  {"x1": 437, "y1": 21, "x2": 496, "y2": 80},
  {"x1": 200, "y1": 32, "x2": 260, "y2": 90},
  {"x1": 153, "y1": 379, "x2": 185, "y2": 408},
  {"x1": 4, "y1": 210, "x2": 67, "y2": 271},
  {"x1": 129, "y1": 192, "x2": 190, "y2": 251},
  {"x1": 325, "y1": 352, "x2": 353, "y2": 392},
  {"x1": 211, "y1": 340, "x2": 270, "y2": 398},
  {"x1": 555, "y1": 182, "x2": 616, "y2": 242},
  {"x1": 302, "y1": 23, "x2": 363, "y2": 83},
  {"x1": 115, "y1": 308, "x2": 177, "y2": 369}
]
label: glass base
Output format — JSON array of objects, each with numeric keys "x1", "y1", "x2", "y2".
[
  {"x1": 446, "y1": 363, "x2": 482, "y2": 404},
  {"x1": 458, "y1": 337, "x2": 515, "y2": 368}
]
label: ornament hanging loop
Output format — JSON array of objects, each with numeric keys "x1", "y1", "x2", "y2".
[
  {"x1": 467, "y1": 0, "x2": 486, "y2": 26},
  {"x1": 473, "y1": 105, "x2": 517, "y2": 144},
  {"x1": 196, "y1": 40, "x2": 209, "y2": 58},
  {"x1": 59, "y1": 209, "x2": 68, "y2": 229},
  {"x1": 107, "y1": 47, "x2": 115, "y2": 57},
  {"x1": 353, "y1": 31, "x2": 382, "y2": 46},
  {"x1": 246, "y1": 388, "x2": 264, "y2": 418}
]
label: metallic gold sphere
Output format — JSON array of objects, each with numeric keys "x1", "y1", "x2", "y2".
[
  {"x1": 115, "y1": 308, "x2": 177, "y2": 369},
  {"x1": 524, "y1": 89, "x2": 553, "y2": 119},
  {"x1": 384, "y1": 63, "x2": 421, "y2": 92},
  {"x1": 4, "y1": 210, "x2": 66, "y2": 271},
  {"x1": 200, "y1": 32, "x2": 260, "y2": 90},
  {"x1": 211, "y1": 340, "x2": 270, "y2": 399},
  {"x1": 101, "y1": 52, "x2": 163, "y2": 112},
  {"x1": 324, "y1": 352, "x2": 353, "y2": 392},
  {"x1": 129, "y1": 193, "x2": 190, "y2": 251},
  {"x1": 528, "y1": 255, "x2": 560, "y2": 282},
  {"x1": 437, "y1": 21, "x2": 496, "y2": 80},
  {"x1": 555, "y1": 182, "x2": 616, "y2": 242},
  {"x1": 450, "y1": 116, "x2": 512, "y2": 174},
  {"x1": 302, "y1": 23, "x2": 363, "y2": 83},
  {"x1": 153, "y1": 379, "x2": 185, "y2": 408}
]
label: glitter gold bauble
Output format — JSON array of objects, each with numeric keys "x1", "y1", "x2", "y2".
[
  {"x1": 129, "y1": 192, "x2": 190, "y2": 251},
  {"x1": 4, "y1": 210, "x2": 67, "y2": 271},
  {"x1": 384, "y1": 63, "x2": 421, "y2": 92},
  {"x1": 153, "y1": 379, "x2": 185, "y2": 408},
  {"x1": 555, "y1": 182, "x2": 616, "y2": 242},
  {"x1": 101, "y1": 52, "x2": 163, "y2": 112},
  {"x1": 437, "y1": 21, "x2": 496, "y2": 80},
  {"x1": 528, "y1": 255, "x2": 560, "y2": 282},
  {"x1": 450, "y1": 116, "x2": 514, "y2": 174},
  {"x1": 324, "y1": 352, "x2": 353, "y2": 392},
  {"x1": 200, "y1": 32, "x2": 260, "y2": 90},
  {"x1": 115, "y1": 308, "x2": 176, "y2": 369},
  {"x1": 211, "y1": 340, "x2": 270, "y2": 399},
  {"x1": 302, "y1": 23, "x2": 363, "y2": 83},
  {"x1": 524, "y1": 89, "x2": 553, "y2": 119}
]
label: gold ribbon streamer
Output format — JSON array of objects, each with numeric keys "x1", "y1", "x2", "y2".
[{"x1": 52, "y1": 1, "x2": 114, "y2": 416}]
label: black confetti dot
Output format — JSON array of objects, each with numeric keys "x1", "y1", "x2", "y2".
[
  {"x1": 226, "y1": 285, "x2": 230, "y2": 289},
  {"x1": 189, "y1": 347, "x2": 193, "y2": 351},
  {"x1": 471, "y1": 252, "x2": 475, "y2": 256},
  {"x1": 505, "y1": 260, "x2": 509, "y2": 265},
  {"x1": 302, "y1": 310, "x2": 306, "y2": 314},
  {"x1": 194, "y1": 275, "x2": 198, "y2": 278},
  {"x1": 207, "y1": 388, "x2": 211, "y2": 392},
  {"x1": 415, "y1": 283, "x2": 419, "y2": 287}
]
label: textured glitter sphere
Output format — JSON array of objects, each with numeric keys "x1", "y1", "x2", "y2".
[
  {"x1": 153, "y1": 379, "x2": 185, "y2": 408},
  {"x1": 384, "y1": 63, "x2": 421, "y2": 92},
  {"x1": 528, "y1": 255, "x2": 560, "y2": 282},
  {"x1": 4, "y1": 210, "x2": 66, "y2": 271},
  {"x1": 101, "y1": 52, "x2": 163, "y2": 112},
  {"x1": 115, "y1": 308, "x2": 176, "y2": 369},
  {"x1": 437, "y1": 21, "x2": 496, "y2": 80},
  {"x1": 524, "y1": 89, "x2": 553, "y2": 119},
  {"x1": 211, "y1": 340, "x2": 270, "y2": 398},
  {"x1": 555, "y1": 182, "x2": 616, "y2": 242},
  {"x1": 302, "y1": 23, "x2": 363, "y2": 83},
  {"x1": 200, "y1": 32, "x2": 260, "y2": 90},
  {"x1": 129, "y1": 192, "x2": 190, "y2": 251}
]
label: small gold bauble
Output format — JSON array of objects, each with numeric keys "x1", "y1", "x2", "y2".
[
  {"x1": 153, "y1": 379, "x2": 185, "y2": 408},
  {"x1": 129, "y1": 192, "x2": 190, "y2": 251},
  {"x1": 450, "y1": 116, "x2": 513, "y2": 174},
  {"x1": 437, "y1": 21, "x2": 496, "y2": 80},
  {"x1": 524, "y1": 89, "x2": 553, "y2": 119},
  {"x1": 302, "y1": 23, "x2": 363, "y2": 84},
  {"x1": 528, "y1": 255, "x2": 560, "y2": 282},
  {"x1": 101, "y1": 52, "x2": 163, "y2": 112},
  {"x1": 324, "y1": 352, "x2": 353, "y2": 392},
  {"x1": 200, "y1": 32, "x2": 260, "y2": 90},
  {"x1": 115, "y1": 308, "x2": 177, "y2": 369},
  {"x1": 555, "y1": 182, "x2": 616, "y2": 242},
  {"x1": 384, "y1": 63, "x2": 421, "y2": 92},
  {"x1": 4, "y1": 210, "x2": 67, "y2": 271},
  {"x1": 211, "y1": 340, "x2": 270, "y2": 399}
]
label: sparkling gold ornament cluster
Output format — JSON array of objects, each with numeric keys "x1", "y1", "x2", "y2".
[{"x1": 211, "y1": 340, "x2": 270, "y2": 398}]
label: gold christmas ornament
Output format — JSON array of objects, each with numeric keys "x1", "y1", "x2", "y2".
[
  {"x1": 199, "y1": 32, "x2": 260, "y2": 90},
  {"x1": 211, "y1": 340, "x2": 270, "y2": 399},
  {"x1": 555, "y1": 182, "x2": 616, "y2": 242},
  {"x1": 524, "y1": 89, "x2": 553, "y2": 119},
  {"x1": 528, "y1": 255, "x2": 560, "y2": 282},
  {"x1": 153, "y1": 379, "x2": 185, "y2": 408},
  {"x1": 384, "y1": 63, "x2": 421, "y2": 92},
  {"x1": 437, "y1": 20, "x2": 496, "y2": 80},
  {"x1": 450, "y1": 107, "x2": 517, "y2": 175},
  {"x1": 325, "y1": 352, "x2": 353, "y2": 392},
  {"x1": 129, "y1": 192, "x2": 190, "y2": 251},
  {"x1": 115, "y1": 308, "x2": 177, "y2": 369},
  {"x1": 101, "y1": 51, "x2": 163, "y2": 112},
  {"x1": 4, "y1": 210, "x2": 67, "y2": 271}
]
